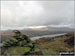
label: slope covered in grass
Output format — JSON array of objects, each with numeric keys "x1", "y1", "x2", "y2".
[
  {"x1": 35, "y1": 32, "x2": 74, "y2": 55},
  {"x1": 1, "y1": 31, "x2": 74, "y2": 55}
]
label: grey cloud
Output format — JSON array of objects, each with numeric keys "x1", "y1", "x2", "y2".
[{"x1": 1, "y1": 1, "x2": 74, "y2": 29}]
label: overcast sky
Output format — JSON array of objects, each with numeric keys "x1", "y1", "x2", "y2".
[{"x1": 1, "y1": 1, "x2": 74, "y2": 30}]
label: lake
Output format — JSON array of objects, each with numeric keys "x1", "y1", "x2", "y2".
[{"x1": 31, "y1": 33, "x2": 67, "y2": 40}]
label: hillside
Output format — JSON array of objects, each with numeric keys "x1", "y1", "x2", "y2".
[
  {"x1": 35, "y1": 32, "x2": 74, "y2": 55},
  {"x1": 1, "y1": 31, "x2": 74, "y2": 55}
]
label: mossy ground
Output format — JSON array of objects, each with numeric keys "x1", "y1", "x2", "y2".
[{"x1": 4, "y1": 47, "x2": 31, "y2": 55}]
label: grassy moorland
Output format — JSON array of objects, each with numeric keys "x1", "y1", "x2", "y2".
[
  {"x1": 35, "y1": 32, "x2": 74, "y2": 55},
  {"x1": 1, "y1": 32, "x2": 74, "y2": 55}
]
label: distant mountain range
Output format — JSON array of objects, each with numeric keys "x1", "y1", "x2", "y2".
[{"x1": 0, "y1": 26, "x2": 74, "y2": 35}]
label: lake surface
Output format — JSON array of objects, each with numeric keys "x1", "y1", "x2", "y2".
[{"x1": 31, "y1": 33, "x2": 67, "y2": 40}]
